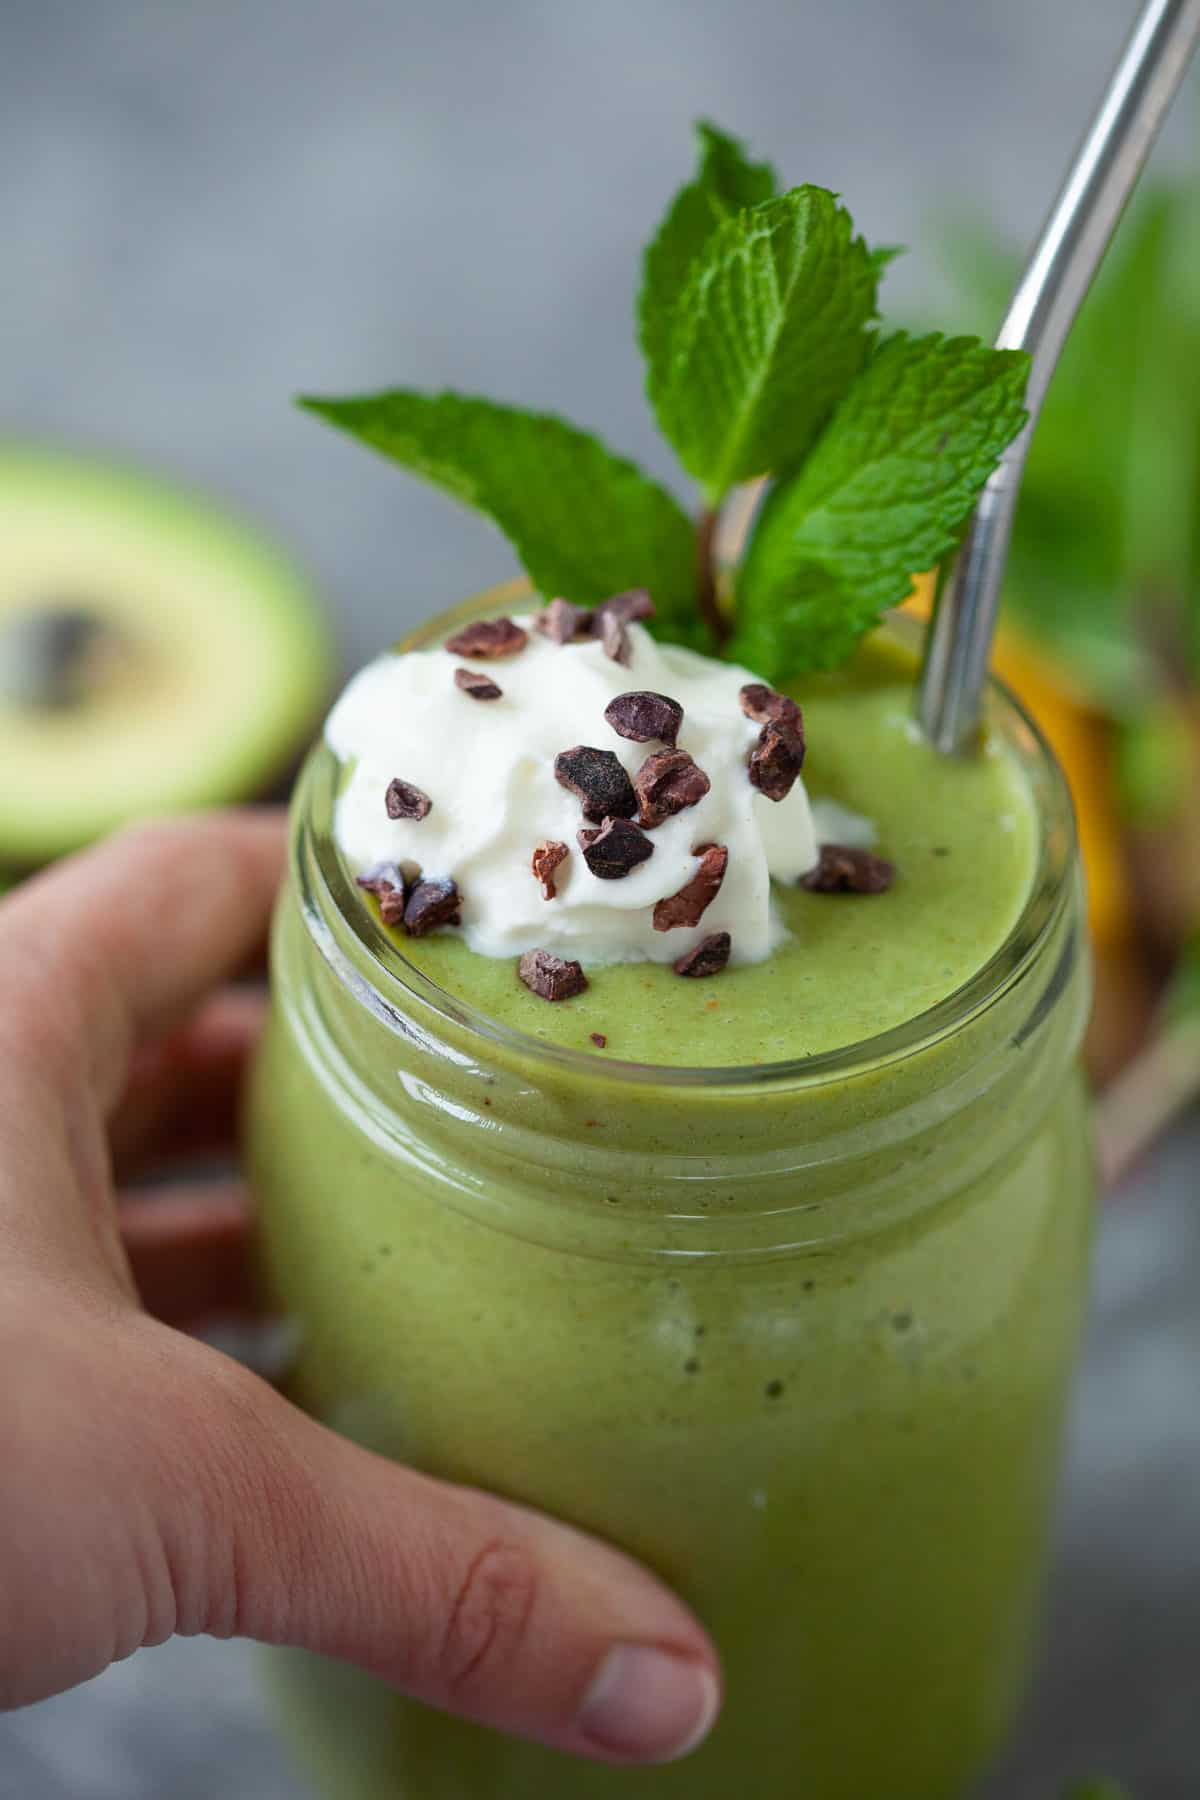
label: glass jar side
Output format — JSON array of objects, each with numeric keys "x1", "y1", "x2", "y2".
[
  {"x1": 250, "y1": 893, "x2": 1094, "y2": 1800},
  {"x1": 281, "y1": 657, "x2": 1090, "y2": 1260},
  {"x1": 250, "y1": 590, "x2": 1096, "y2": 1800}
]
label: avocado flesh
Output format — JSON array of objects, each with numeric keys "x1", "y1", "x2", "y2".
[{"x1": 0, "y1": 447, "x2": 334, "y2": 865}]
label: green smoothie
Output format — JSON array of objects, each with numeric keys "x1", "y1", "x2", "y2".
[{"x1": 249, "y1": 603, "x2": 1093, "y2": 1800}]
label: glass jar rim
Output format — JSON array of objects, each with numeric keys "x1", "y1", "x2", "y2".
[{"x1": 295, "y1": 592, "x2": 1078, "y2": 1096}]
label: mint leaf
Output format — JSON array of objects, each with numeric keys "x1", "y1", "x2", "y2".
[
  {"x1": 731, "y1": 332, "x2": 1030, "y2": 676},
  {"x1": 870, "y1": 244, "x2": 905, "y2": 275},
  {"x1": 639, "y1": 122, "x2": 777, "y2": 394},
  {"x1": 648, "y1": 186, "x2": 879, "y2": 502},
  {"x1": 299, "y1": 390, "x2": 699, "y2": 633}
]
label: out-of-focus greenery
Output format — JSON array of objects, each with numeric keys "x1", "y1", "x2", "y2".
[
  {"x1": 942, "y1": 166, "x2": 1200, "y2": 1044},
  {"x1": 1166, "y1": 930, "x2": 1200, "y2": 1022},
  {"x1": 1061, "y1": 1781, "x2": 1131, "y2": 1799},
  {"x1": 939, "y1": 173, "x2": 1200, "y2": 716}
]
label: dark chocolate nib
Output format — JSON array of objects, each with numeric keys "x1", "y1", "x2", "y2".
[
  {"x1": 801, "y1": 845, "x2": 896, "y2": 895},
  {"x1": 385, "y1": 777, "x2": 433, "y2": 821},
  {"x1": 454, "y1": 667, "x2": 502, "y2": 700},
  {"x1": 739, "y1": 682, "x2": 804, "y2": 734},
  {"x1": 356, "y1": 860, "x2": 409, "y2": 927},
  {"x1": 403, "y1": 877, "x2": 462, "y2": 936},
  {"x1": 653, "y1": 844, "x2": 728, "y2": 931},
  {"x1": 747, "y1": 721, "x2": 805, "y2": 802},
  {"x1": 673, "y1": 931, "x2": 732, "y2": 978},
  {"x1": 604, "y1": 690, "x2": 683, "y2": 748},
  {"x1": 592, "y1": 588, "x2": 654, "y2": 628},
  {"x1": 554, "y1": 745, "x2": 638, "y2": 821},
  {"x1": 443, "y1": 616, "x2": 528, "y2": 658},
  {"x1": 741, "y1": 684, "x2": 806, "y2": 803},
  {"x1": 531, "y1": 839, "x2": 569, "y2": 900},
  {"x1": 590, "y1": 589, "x2": 655, "y2": 665},
  {"x1": 577, "y1": 816, "x2": 655, "y2": 879},
  {"x1": 598, "y1": 608, "x2": 631, "y2": 666},
  {"x1": 518, "y1": 948, "x2": 588, "y2": 1001},
  {"x1": 634, "y1": 749, "x2": 711, "y2": 828},
  {"x1": 533, "y1": 597, "x2": 592, "y2": 643}
]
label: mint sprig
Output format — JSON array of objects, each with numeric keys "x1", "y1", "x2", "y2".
[
  {"x1": 301, "y1": 123, "x2": 1030, "y2": 682},
  {"x1": 646, "y1": 186, "x2": 879, "y2": 501},
  {"x1": 732, "y1": 333, "x2": 1031, "y2": 672},
  {"x1": 299, "y1": 391, "x2": 699, "y2": 638},
  {"x1": 639, "y1": 121, "x2": 777, "y2": 386}
]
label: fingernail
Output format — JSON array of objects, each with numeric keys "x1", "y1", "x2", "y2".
[{"x1": 577, "y1": 1644, "x2": 720, "y2": 1763}]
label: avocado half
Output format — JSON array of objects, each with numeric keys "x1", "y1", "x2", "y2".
[{"x1": 0, "y1": 446, "x2": 333, "y2": 866}]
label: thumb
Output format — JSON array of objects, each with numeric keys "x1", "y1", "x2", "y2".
[{"x1": 168, "y1": 1345, "x2": 721, "y2": 1767}]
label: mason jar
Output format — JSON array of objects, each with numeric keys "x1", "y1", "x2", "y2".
[{"x1": 248, "y1": 594, "x2": 1095, "y2": 1800}]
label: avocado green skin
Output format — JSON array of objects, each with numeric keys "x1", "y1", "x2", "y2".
[{"x1": 0, "y1": 444, "x2": 334, "y2": 865}]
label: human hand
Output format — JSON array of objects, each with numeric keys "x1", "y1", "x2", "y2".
[{"x1": 0, "y1": 813, "x2": 720, "y2": 1764}]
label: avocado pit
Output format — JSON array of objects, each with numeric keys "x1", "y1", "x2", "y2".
[{"x1": 0, "y1": 603, "x2": 143, "y2": 711}]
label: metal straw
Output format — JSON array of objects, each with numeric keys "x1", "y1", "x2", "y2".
[{"x1": 917, "y1": 0, "x2": 1200, "y2": 754}]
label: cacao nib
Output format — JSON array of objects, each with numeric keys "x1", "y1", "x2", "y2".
[
  {"x1": 385, "y1": 778, "x2": 433, "y2": 821},
  {"x1": 577, "y1": 816, "x2": 655, "y2": 879},
  {"x1": 454, "y1": 667, "x2": 503, "y2": 700},
  {"x1": 604, "y1": 690, "x2": 683, "y2": 748},
  {"x1": 356, "y1": 861, "x2": 409, "y2": 927},
  {"x1": 800, "y1": 845, "x2": 896, "y2": 895},
  {"x1": 747, "y1": 722, "x2": 805, "y2": 802},
  {"x1": 531, "y1": 839, "x2": 569, "y2": 900},
  {"x1": 653, "y1": 844, "x2": 728, "y2": 931},
  {"x1": 739, "y1": 682, "x2": 803, "y2": 735},
  {"x1": 634, "y1": 749, "x2": 711, "y2": 829},
  {"x1": 403, "y1": 877, "x2": 462, "y2": 936},
  {"x1": 534, "y1": 597, "x2": 593, "y2": 643},
  {"x1": 518, "y1": 948, "x2": 588, "y2": 1001},
  {"x1": 591, "y1": 588, "x2": 654, "y2": 629},
  {"x1": 673, "y1": 931, "x2": 731, "y2": 978},
  {"x1": 599, "y1": 608, "x2": 631, "y2": 665},
  {"x1": 443, "y1": 616, "x2": 528, "y2": 659},
  {"x1": 554, "y1": 745, "x2": 638, "y2": 822}
]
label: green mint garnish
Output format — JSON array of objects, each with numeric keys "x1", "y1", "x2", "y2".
[
  {"x1": 638, "y1": 121, "x2": 777, "y2": 387},
  {"x1": 302, "y1": 123, "x2": 1030, "y2": 680},
  {"x1": 731, "y1": 333, "x2": 1031, "y2": 673},
  {"x1": 869, "y1": 244, "x2": 905, "y2": 275},
  {"x1": 942, "y1": 180, "x2": 1200, "y2": 712},
  {"x1": 299, "y1": 392, "x2": 699, "y2": 639},
  {"x1": 645, "y1": 186, "x2": 879, "y2": 502}
]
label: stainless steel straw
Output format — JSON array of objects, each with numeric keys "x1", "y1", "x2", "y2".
[{"x1": 917, "y1": 0, "x2": 1200, "y2": 754}]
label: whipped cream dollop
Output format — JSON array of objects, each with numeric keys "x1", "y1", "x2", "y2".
[{"x1": 327, "y1": 616, "x2": 826, "y2": 966}]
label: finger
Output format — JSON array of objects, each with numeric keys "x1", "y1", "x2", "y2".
[
  {"x1": 154, "y1": 1339, "x2": 720, "y2": 1766},
  {"x1": 118, "y1": 1184, "x2": 256, "y2": 1327},
  {"x1": 0, "y1": 810, "x2": 286, "y2": 1117},
  {"x1": 109, "y1": 989, "x2": 266, "y2": 1178}
]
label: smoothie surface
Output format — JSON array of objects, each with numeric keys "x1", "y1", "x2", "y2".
[{"x1": 346, "y1": 635, "x2": 1038, "y2": 1067}]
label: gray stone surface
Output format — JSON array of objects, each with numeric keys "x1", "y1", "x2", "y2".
[{"x1": 2, "y1": 0, "x2": 1198, "y2": 1794}]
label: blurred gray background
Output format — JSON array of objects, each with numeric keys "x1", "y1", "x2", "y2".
[{"x1": 1, "y1": 0, "x2": 1197, "y2": 1795}]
